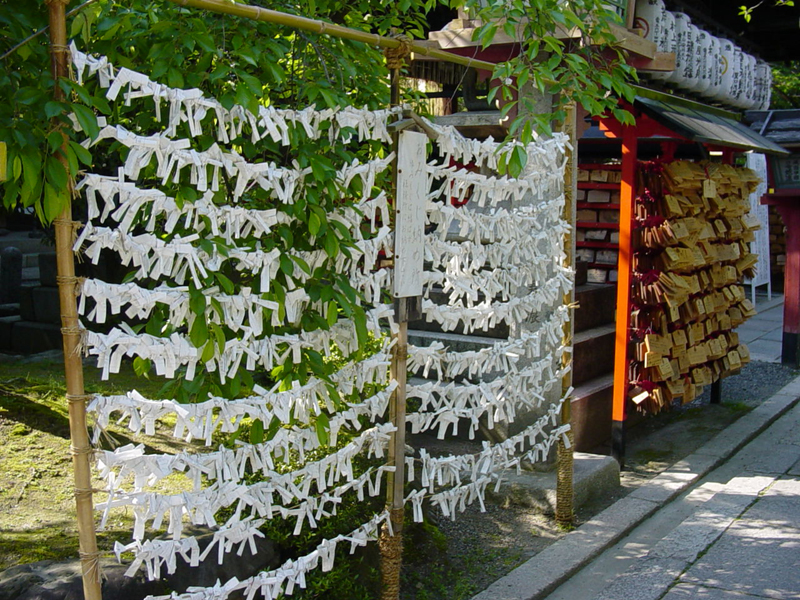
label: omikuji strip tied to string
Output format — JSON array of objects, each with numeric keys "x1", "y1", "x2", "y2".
[{"x1": 71, "y1": 44, "x2": 573, "y2": 600}]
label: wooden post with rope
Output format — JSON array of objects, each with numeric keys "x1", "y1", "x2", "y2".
[
  {"x1": 555, "y1": 102, "x2": 577, "y2": 527},
  {"x1": 46, "y1": 1, "x2": 103, "y2": 599},
  {"x1": 379, "y1": 34, "x2": 416, "y2": 600}
]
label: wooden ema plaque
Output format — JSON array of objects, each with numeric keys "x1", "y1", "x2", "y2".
[{"x1": 628, "y1": 160, "x2": 759, "y2": 414}]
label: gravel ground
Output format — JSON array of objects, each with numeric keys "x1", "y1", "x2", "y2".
[{"x1": 399, "y1": 360, "x2": 800, "y2": 600}]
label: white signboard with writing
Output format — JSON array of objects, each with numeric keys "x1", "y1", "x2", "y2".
[
  {"x1": 745, "y1": 152, "x2": 771, "y2": 302},
  {"x1": 393, "y1": 130, "x2": 427, "y2": 298}
]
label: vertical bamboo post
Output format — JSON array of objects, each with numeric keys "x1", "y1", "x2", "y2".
[
  {"x1": 47, "y1": 2, "x2": 103, "y2": 599},
  {"x1": 379, "y1": 39, "x2": 411, "y2": 600},
  {"x1": 555, "y1": 102, "x2": 577, "y2": 527}
]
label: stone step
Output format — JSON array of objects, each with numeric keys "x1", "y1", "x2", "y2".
[
  {"x1": 407, "y1": 424, "x2": 620, "y2": 512},
  {"x1": 21, "y1": 267, "x2": 39, "y2": 284},
  {"x1": 488, "y1": 452, "x2": 620, "y2": 512},
  {"x1": 0, "y1": 233, "x2": 50, "y2": 256},
  {"x1": 408, "y1": 330, "x2": 504, "y2": 384},
  {"x1": 408, "y1": 329, "x2": 498, "y2": 353},
  {"x1": 5, "y1": 320, "x2": 62, "y2": 354},
  {"x1": 572, "y1": 323, "x2": 615, "y2": 386},
  {"x1": 575, "y1": 259, "x2": 589, "y2": 286},
  {"x1": 408, "y1": 286, "x2": 510, "y2": 339},
  {"x1": 22, "y1": 254, "x2": 39, "y2": 268},
  {"x1": 573, "y1": 283, "x2": 616, "y2": 334},
  {"x1": 0, "y1": 315, "x2": 22, "y2": 353},
  {"x1": 570, "y1": 373, "x2": 614, "y2": 452},
  {"x1": 19, "y1": 285, "x2": 61, "y2": 324}
]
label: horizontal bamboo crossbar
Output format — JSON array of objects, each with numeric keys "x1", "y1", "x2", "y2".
[{"x1": 169, "y1": 0, "x2": 498, "y2": 72}]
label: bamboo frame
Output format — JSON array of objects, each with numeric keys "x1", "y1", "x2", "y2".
[
  {"x1": 167, "y1": 0, "x2": 498, "y2": 72},
  {"x1": 41, "y1": 3, "x2": 501, "y2": 599},
  {"x1": 1, "y1": 0, "x2": 99, "y2": 61},
  {"x1": 379, "y1": 64, "x2": 408, "y2": 600},
  {"x1": 46, "y1": 1, "x2": 103, "y2": 599},
  {"x1": 555, "y1": 102, "x2": 576, "y2": 527}
]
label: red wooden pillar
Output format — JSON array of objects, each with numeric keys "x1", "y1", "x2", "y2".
[
  {"x1": 763, "y1": 197, "x2": 800, "y2": 366},
  {"x1": 611, "y1": 125, "x2": 637, "y2": 464}
]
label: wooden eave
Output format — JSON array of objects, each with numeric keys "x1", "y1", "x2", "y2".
[{"x1": 427, "y1": 19, "x2": 666, "y2": 63}]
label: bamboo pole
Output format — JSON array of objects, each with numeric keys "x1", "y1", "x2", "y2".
[
  {"x1": 555, "y1": 102, "x2": 576, "y2": 527},
  {"x1": 379, "y1": 55, "x2": 408, "y2": 600},
  {"x1": 167, "y1": 0, "x2": 498, "y2": 72},
  {"x1": 46, "y1": 1, "x2": 103, "y2": 599},
  {"x1": 1, "y1": 0, "x2": 100, "y2": 61}
]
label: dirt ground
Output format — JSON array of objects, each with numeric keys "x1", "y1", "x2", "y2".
[
  {"x1": 399, "y1": 361, "x2": 800, "y2": 600},
  {"x1": 1, "y1": 356, "x2": 797, "y2": 599}
]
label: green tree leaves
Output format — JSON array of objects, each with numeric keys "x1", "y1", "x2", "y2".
[{"x1": 464, "y1": 0, "x2": 637, "y2": 148}]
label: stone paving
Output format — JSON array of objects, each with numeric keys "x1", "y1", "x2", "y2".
[
  {"x1": 472, "y1": 291, "x2": 800, "y2": 600},
  {"x1": 736, "y1": 293, "x2": 784, "y2": 363}
]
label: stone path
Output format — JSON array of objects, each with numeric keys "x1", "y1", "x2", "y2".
[
  {"x1": 544, "y1": 390, "x2": 800, "y2": 600},
  {"x1": 471, "y1": 374, "x2": 800, "y2": 600},
  {"x1": 736, "y1": 293, "x2": 784, "y2": 363}
]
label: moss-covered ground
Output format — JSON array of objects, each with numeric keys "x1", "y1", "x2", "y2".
[{"x1": 0, "y1": 357, "x2": 174, "y2": 570}]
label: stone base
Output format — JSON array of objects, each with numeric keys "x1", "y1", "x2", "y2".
[
  {"x1": 31, "y1": 286, "x2": 60, "y2": 324},
  {"x1": 570, "y1": 375, "x2": 613, "y2": 451},
  {"x1": 10, "y1": 321, "x2": 62, "y2": 355},
  {"x1": 0, "y1": 304, "x2": 19, "y2": 318},
  {"x1": 0, "y1": 315, "x2": 21, "y2": 353},
  {"x1": 486, "y1": 452, "x2": 620, "y2": 512},
  {"x1": 0, "y1": 528, "x2": 279, "y2": 600}
]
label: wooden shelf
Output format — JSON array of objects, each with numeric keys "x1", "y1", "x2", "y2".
[
  {"x1": 577, "y1": 241, "x2": 620, "y2": 249},
  {"x1": 587, "y1": 262, "x2": 619, "y2": 269},
  {"x1": 577, "y1": 222, "x2": 619, "y2": 229},
  {"x1": 577, "y1": 202, "x2": 621, "y2": 210},
  {"x1": 578, "y1": 182, "x2": 621, "y2": 190}
]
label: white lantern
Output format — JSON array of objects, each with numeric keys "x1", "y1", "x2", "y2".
[
  {"x1": 679, "y1": 23, "x2": 701, "y2": 91},
  {"x1": 651, "y1": 10, "x2": 675, "y2": 81},
  {"x1": 716, "y1": 38, "x2": 737, "y2": 105},
  {"x1": 667, "y1": 13, "x2": 693, "y2": 86},
  {"x1": 634, "y1": 0, "x2": 665, "y2": 46},
  {"x1": 742, "y1": 54, "x2": 758, "y2": 109},
  {"x1": 730, "y1": 46, "x2": 745, "y2": 107},
  {"x1": 702, "y1": 36, "x2": 722, "y2": 99},
  {"x1": 755, "y1": 60, "x2": 773, "y2": 110},
  {"x1": 693, "y1": 28, "x2": 712, "y2": 94}
]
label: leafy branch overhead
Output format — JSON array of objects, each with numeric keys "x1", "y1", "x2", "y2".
[
  {"x1": 465, "y1": 0, "x2": 637, "y2": 148},
  {"x1": 0, "y1": 0, "x2": 430, "y2": 222},
  {"x1": 738, "y1": 0, "x2": 794, "y2": 23}
]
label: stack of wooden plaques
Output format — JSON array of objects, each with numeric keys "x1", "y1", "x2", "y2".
[
  {"x1": 628, "y1": 160, "x2": 761, "y2": 414},
  {"x1": 576, "y1": 164, "x2": 622, "y2": 283}
]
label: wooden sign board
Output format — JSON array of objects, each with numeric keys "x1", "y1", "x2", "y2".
[
  {"x1": 393, "y1": 130, "x2": 427, "y2": 299},
  {"x1": 770, "y1": 155, "x2": 800, "y2": 191}
]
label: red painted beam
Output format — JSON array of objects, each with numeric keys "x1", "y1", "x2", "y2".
[
  {"x1": 611, "y1": 124, "x2": 638, "y2": 463},
  {"x1": 762, "y1": 194, "x2": 800, "y2": 365}
]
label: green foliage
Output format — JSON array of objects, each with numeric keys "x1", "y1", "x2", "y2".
[
  {"x1": 738, "y1": 0, "x2": 794, "y2": 23},
  {"x1": 771, "y1": 61, "x2": 800, "y2": 108},
  {"x1": 0, "y1": 0, "x2": 438, "y2": 222},
  {"x1": 0, "y1": 5, "x2": 636, "y2": 596},
  {"x1": 464, "y1": 0, "x2": 638, "y2": 174}
]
